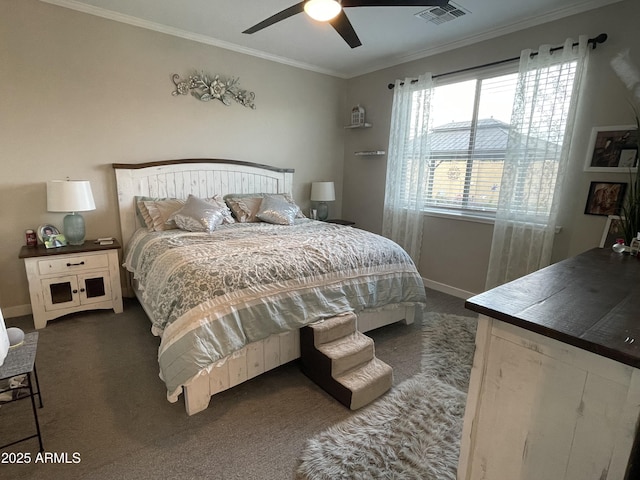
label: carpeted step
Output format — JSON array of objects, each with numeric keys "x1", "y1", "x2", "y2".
[
  {"x1": 335, "y1": 357, "x2": 393, "y2": 410},
  {"x1": 307, "y1": 312, "x2": 357, "y2": 346},
  {"x1": 300, "y1": 312, "x2": 393, "y2": 410},
  {"x1": 317, "y1": 331, "x2": 375, "y2": 377}
]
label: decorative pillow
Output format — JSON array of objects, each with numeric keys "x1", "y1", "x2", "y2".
[
  {"x1": 135, "y1": 195, "x2": 234, "y2": 230},
  {"x1": 135, "y1": 196, "x2": 177, "y2": 229},
  {"x1": 167, "y1": 195, "x2": 225, "y2": 232},
  {"x1": 256, "y1": 195, "x2": 298, "y2": 225},
  {"x1": 134, "y1": 196, "x2": 154, "y2": 227},
  {"x1": 225, "y1": 196, "x2": 263, "y2": 223},
  {"x1": 140, "y1": 198, "x2": 185, "y2": 231},
  {"x1": 206, "y1": 195, "x2": 236, "y2": 225},
  {"x1": 224, "y1": 193, "x2": 304, "y2": 223}
]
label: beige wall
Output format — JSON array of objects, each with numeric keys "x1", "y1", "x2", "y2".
[
  {"x1": 0, "y1": 0, "x2": 346, "y2": 315},
  {"x1": 344, "y1": 0, "x2": 640, "y2": 295},
  {"x1": 3, "y1": 0, "x2": 638, "y2": 315}
]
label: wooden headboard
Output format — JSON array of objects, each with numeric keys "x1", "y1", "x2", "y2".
[{"x1": 112, "y1": 159, "x2": 294, "y2": 248}]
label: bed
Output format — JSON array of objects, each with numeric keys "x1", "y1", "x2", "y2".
[{"x1": 112, "y1": 159, "x2": 426, "y2": 415}]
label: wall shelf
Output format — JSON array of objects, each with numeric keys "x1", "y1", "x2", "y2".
[
  {"x1": 354, "y1": 150, "x2": 386, "y2": 156},
  {"x1": 344, "y1": 123, "x2": 372, "y2": 129}
]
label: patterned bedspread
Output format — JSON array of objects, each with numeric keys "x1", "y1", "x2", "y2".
[{"x1": 124, "y1": 219, "x2": 426, "y2": 400}]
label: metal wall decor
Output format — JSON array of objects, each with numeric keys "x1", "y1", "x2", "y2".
[{"x1": 171, "y1": 73, "x2": 256, "y2": 109}]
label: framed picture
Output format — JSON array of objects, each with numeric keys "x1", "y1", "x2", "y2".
[
  {"x1": 584, "y1": 181, "x2": 627, "y2": 216},
  {"x1": 37, "y1": 224, "x2": 67, "y2": 248},
  {"x1": 45, "y1": 234, "x2": 67, "y2": 249},
  {"x1": 600, "y1": 215, "x2": 626, "y2": 248},
  {"x1": 584, "y1": 125, "x2": 638, "y2": 172}
]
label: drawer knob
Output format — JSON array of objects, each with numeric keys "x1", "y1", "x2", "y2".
[
  {"x1": 72, "y1": 289, "x2": 78, "y2": 294},
  {"x1": 67, "y1": 261, "x2": 85, "y2": 267}
]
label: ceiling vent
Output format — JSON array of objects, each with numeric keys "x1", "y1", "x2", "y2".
[{"x1": 415, "y1": 2, "x2": 469, "y2": 25}]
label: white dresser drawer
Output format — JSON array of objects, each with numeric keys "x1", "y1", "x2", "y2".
[{"x1": 37, "y1": 253, "x2": 109, "y2": 275}]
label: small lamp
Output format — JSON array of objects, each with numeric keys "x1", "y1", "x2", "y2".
[
  {"x1": 310, "y1": 181, "x2": 335, "y2": 221},
  {"x1": 47, "y1": 180, "x2": 96, "y2": 245}
]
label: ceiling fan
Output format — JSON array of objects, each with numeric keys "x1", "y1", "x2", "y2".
[{"x1": 243, "y1": 0, "x2": 451, "y2": 49}]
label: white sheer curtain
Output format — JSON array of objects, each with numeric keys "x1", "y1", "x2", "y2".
[
  {"x1": 485, "y1": 36, "x2": 590, "y2": 289},
  {"x1": 382, "y1": 73, "x2": 434, "y2": 264}
]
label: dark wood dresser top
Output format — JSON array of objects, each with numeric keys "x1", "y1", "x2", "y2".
[
  {"x1": 18, "y1": 239, "x2": 121, "y2": 259},
  {"x1": 465, "y1": 248, "x2": 640, "y2": 368}
]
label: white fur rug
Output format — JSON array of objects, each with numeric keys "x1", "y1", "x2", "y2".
[{"x1": 295, "y1": 313, "x2": 477, "y2": 480}]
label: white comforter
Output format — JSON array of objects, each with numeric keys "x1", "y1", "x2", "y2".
[{"x1": 124, "y1": 219, "x2": 426, "y2": 400}]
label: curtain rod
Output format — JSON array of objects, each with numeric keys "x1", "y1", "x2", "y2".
[{"x1": 387, "y1": 33, "x2": 607, "y2": 90}]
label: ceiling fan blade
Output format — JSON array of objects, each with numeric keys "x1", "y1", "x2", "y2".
[
  {"x1": 243, "y1": 2, "x2": 306, "y2": 34},
  {"x1": 341, "y1": 0, "x2": 450, "y2": 7},
  {"x1": 330, "y1": 11, "x2": 362, "y2": 49}
]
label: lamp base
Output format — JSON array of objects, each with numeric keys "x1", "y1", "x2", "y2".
[
  {"x1": 317, "y1": 202, "x2": 329, "y2": 221},
  {"x1": 63, "y1": 213, "x2": 86, "y2": 245}
]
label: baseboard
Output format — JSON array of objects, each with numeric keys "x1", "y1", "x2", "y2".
[
  {"x1": 2, "y1": 304, "x2": 32, "y2": 319},
  {"x1": 422, "y1": 278, "x2": 476, "y2": 300}
]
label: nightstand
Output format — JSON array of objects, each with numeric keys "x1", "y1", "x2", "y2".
[
  {"x1": 19, "y1": 240, "x2": 124, "y2": 329},
  {"x1": 325, "y1": 219, "x2": 355, "y2": 226}
]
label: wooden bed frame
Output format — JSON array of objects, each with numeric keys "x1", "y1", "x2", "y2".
[{"x1": 112, "y1": 159, "x2": 415, "y2": 415}]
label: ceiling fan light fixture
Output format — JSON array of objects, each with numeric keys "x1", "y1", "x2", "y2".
[{"x1": 304, "y1": 0, "x2": 342, "y2": 22}]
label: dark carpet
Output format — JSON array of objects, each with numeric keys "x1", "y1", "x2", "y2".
[{"x1": 0, "y1": 289, "x2": 471, "y2": 480}]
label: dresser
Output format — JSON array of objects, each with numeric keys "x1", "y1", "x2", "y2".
[
  {"x1": 19, "y1": 241, "x2": 124, "y2": 329},
  {"x1": 460, "y1": 248, "x2": 640, "y2": 480}
]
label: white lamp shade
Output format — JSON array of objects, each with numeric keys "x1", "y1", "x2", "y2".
[
  {"x1": 47, "y1": 180, "x2": 96, "y2": 212},
  {"x1": 304, "y1": 0, "x2": 342, "y2": 21},
  {"x1": 310, "y1": 181, "x2": 336, "y2": 202}
]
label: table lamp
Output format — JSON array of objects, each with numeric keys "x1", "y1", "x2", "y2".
[
  {"x1": 310, "y1": 181, "x2": 335, "y2": 221},
  {"x1": 47, "y1": 180, "x2": 96, "y2": 245}
]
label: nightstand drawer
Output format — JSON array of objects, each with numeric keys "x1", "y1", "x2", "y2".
[{"x1": 37, "y1": 253, "x2": 109, "y2": 275}]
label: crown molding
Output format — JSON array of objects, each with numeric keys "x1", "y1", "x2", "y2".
[
  {"x1": 350, "y1": 0, "x2": 624, "y2": 78},
  {"x1": 40, "y1": 0, "x2": 623, "y2": 79},
  {"x1": 39, "y1": 0, "x2": 348, "y2": 79}
]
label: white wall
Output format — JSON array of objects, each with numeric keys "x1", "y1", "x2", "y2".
[
  {"x1": 343, "y1": 0, "x2": 640, "y2": 295},
  {"x1": 0, "y1": 0, "x2": 346, "y2": 316}
]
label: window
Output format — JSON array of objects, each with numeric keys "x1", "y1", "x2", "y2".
[
  {"x1": 405, "y1": 61, "x2": 579, "y2": 218},
  {"x1": 412, "y1": 71, "x2": 518, "y2": 215}
]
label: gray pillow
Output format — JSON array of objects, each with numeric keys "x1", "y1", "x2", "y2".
[
  {"x1": 207, "y1": 195, "x2": 236, "y2": 225},
  {"x1": 168, "y1": 195, "x2": 225, "y2": 232},
  {"x1": 224, "y1": 193, "x2": 304, "y2": 222},
  {"x1": 256, "y1": 195, "x2": 298, "y2": 225}
]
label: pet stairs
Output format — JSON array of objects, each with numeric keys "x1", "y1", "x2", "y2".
[{"x1": 300, "y1": 312, "x2": 393, "y2": 410}]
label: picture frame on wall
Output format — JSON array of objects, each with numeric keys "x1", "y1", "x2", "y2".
[
  {"x1": 584, "y1": 181, "x2": 627, "y2": 216},
  {"x1": 584, "y1": 125, "x2": 638, "y2": 172},
  {"x1": 600, "y1": 215, "x2": 626, "y2": 248}
]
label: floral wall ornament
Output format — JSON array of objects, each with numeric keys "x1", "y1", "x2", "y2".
[{"x1": 171, "y1": 73, "x2": 256, "y2": 109}]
